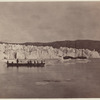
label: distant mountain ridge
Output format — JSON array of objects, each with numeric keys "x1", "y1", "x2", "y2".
[
  {"x1": 23, "y1": 40, "x2": 100, "y2": 52},
  {"x1": 0, "y1": 40, "x2": 100, "y2": 52}
]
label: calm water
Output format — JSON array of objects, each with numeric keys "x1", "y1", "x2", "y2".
[{"x1": 0, "y1": 59, "x2": 100, "y2": 98}]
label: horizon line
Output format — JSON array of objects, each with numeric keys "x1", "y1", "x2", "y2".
[{"x1": 0, "y1": 39, "x2": 100, "y2": 44}]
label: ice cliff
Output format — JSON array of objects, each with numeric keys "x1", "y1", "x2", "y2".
[{"x1": 0, "y1": 43, "x2": 100, "y2": 60}]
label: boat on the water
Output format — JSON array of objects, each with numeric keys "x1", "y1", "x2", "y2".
[
  {"x1": 7, "y1": 59, "x2": 45, "y2": 67},
  {"x1": 63, "y1": 56, "x2": 75, "y2": 59},
  {"x1": 63, "y1": 53, "x2": 87, "y2": 61},
  {"x1": 63, "y1": 42, "x2": 87, "y2": 61},
  {"x1": 75, "y1": 56, "x2": 87, "y2": 59},
  {"x1": 62, "y1": 55, "x2": 89, "y2": 64},
  {"x1": 63, "y1": 56, "x2": 87, "y2": 60}
]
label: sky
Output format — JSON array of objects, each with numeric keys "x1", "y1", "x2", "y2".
[{"x1": 0, "y1": 2, "x2": 100, "y2": 43}]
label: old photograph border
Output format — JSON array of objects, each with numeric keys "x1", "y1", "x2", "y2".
[{"x1": 0, "y1": 0, "x2": 100, "y2": 99}]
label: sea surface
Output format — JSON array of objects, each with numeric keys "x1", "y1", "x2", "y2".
[{"x1": 0, "y1": 59, "x2": 100, "y2": 98}]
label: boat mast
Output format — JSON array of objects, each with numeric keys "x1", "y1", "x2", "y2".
[{"x1": 75, "y1": 41, "x2": 76, "y2": 57}]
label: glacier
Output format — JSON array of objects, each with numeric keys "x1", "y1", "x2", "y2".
[{"x1": 0, "y1": 43, "x2": 100, "y2": 61}]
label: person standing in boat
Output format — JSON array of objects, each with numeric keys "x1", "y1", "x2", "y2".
[
  {"x1": 27, "y1": 60, "x2": 29, "y2": 64},
  {"x1": 7, "y1": 61, "x2": 9, "y2": 64},
  {"x1": 17, "y1": 59, "x2": 19, "y2": 64},
  {"x1": 29, "y1": 60, "x2": 32, "y2": 64},
  {"x1": 41, "y1": 60, "x2": 44, "y2": 64},
  {"x1": 34, "y1": 60, "x2": 36, "y2": 64}
]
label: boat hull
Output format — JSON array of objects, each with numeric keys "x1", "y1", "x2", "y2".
[
  {"x1": 7, "y1": 63, "x2": 45, "y2": 67},
  {"x1": 63, "y1": 56, "x2": 87, "y2": 60}
]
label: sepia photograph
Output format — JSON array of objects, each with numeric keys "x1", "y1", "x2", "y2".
[{"x1": 0, "y1": 1, "x2": 100, "y2": 98}]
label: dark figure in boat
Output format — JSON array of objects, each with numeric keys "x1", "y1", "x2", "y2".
[
  {"x1": 7, "y1": 59, "x2": 45, "y2": 67},
  {"x1": 17, "y1": 59, "x2": 19, "y2": 63}
]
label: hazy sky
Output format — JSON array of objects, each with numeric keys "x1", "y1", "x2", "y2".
[{"x1": 0, "y1": 2, "x2": 100, "y2": 43}]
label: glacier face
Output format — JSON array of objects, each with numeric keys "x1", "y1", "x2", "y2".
[{"x1": 0, "y1": 43, "x2": 100, "y2": 60}]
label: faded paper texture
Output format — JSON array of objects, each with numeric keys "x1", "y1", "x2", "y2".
[{"x1": 0, "y1": 2, "x2": 100, "y2": 98}]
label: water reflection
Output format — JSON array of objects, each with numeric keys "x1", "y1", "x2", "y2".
[
  {"x1": 0, "y1": 59, "x2": 100, "y2": 98},
  {"x1": 7, "y1": 65, "x2": 45, "y2": 73}
]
